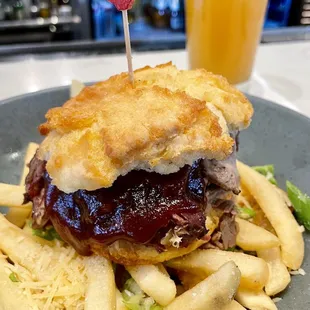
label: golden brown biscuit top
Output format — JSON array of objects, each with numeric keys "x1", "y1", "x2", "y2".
[
  {"x1": 38, "y1": 64, "x2": 252, "y2": 193},
  {"x1": 132, "y1": 63, "x2": 253, "y2": 130}
]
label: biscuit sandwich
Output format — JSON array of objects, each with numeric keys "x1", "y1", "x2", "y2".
[{"x1": 24, "y1": 63, "x2": 253, "y2": 265}]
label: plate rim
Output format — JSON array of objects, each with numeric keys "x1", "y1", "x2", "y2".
[{"x1": 1, "y1": 85, "x2": 310, "y2": 126}]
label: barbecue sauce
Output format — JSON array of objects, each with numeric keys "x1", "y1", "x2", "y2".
[{"x1": 43, "y1": 160, "x2": 207, "y2": 254}]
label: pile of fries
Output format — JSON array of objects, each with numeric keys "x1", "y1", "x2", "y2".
[{"x1": 0, "y1": 142, "x2": 305, "y2": 310}]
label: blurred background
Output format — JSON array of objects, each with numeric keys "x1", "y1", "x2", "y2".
[{"x1": 0, "y1": 0, "x2": 309, "y2": 58}]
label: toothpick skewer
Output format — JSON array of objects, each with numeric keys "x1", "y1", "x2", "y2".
[{"x1": 122, "y1": 10, "x2": 134, "y2": 84}]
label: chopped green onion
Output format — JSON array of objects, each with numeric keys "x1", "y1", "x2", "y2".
[
  {"x1": 236, "y1": 206, "x2": 256, "y2": 220},
  {"x1": 32, "y1": 226, "x2": 62, "y2": 241},
  {"x1": 123, "y1": 278, "x2": 143, "y2": 295},
  {"x1": 32, "y1": 228, "x2": 52, "y2": 240},
  {"x1": 122, "y1": 292, "x2": 145, "y2": 310},
  {"x1": 48, "y1": 227, "x2": 62, "y2": 241},
  {"x1": 9, "y1": 272, "x2": 19, "y2": 282},
  {"x1": 122, "y1": 278, "x2": 163, "y2": 310},
  {"x1": 252, "y1": 165, "x2": 278, "y2": 185},
  {"x1": 287, "y1": 181, "x2": 310, "y2": 230},
  {"x1": 226, "y1": 246, "x2": 236, "y2": 252}
]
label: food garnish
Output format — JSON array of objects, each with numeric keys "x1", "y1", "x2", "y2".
[
  {"x1": 287, "y1": 181, "x2": 310, "y2": 230},
  {"x1": 253, "y1": 165, "x2": 278, "y2": 185}
]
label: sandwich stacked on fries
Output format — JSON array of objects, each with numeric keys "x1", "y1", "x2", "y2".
[
  {"x1": 24, "y1": 63, "x2": 252, "y2": 264},
  {"x1": 0, "y1": 63, "x2": 305, "y2": 310}
]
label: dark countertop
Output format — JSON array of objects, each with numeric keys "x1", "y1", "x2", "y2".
[{"x1": 0, "y1": 26, "x2": 309, "y2": 61}]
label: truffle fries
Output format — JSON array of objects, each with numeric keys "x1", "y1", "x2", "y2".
[
  {"x1": 237, "y1": 161, "x2": 304, "y2": 270},
  {"x1": 165, "y1": 262, "x2": 241, "y2": 310},
  {"x1": 5, "y1": 142, "x2": 38, "y2": 227}
]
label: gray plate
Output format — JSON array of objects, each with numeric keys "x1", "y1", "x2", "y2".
[{"x1": 0, "y1": 87, "x2": 309, "y2": 309}]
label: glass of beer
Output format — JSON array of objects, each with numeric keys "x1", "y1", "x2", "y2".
[{"x1": 186, "y1": 0, "x2": 268, "y2": 85}]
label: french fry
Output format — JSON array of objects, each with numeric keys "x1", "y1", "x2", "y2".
[
  {"x1": 0, "y1": 183, "x2": 31, "y2": 209},
  {"x1": 237, "y1": 161, "x2": 304, "y2": 270},
  {"x1": 6, "y1": 142, "x2": 38, "y2": 227},
  {"x1": 236, "y1": 217, "x2": 280, "y2": 251},
  {"x1": 126, "y1": 265, "x2": 176, "y2": 306},
  {"x1": 5, "y1": 204, "x2": 31, "y2": 228},
  {"x1": 176, "y1": 270, "x2": 205, "y2": 290},
  {"x1": 0, "y1": 183, "x2": 31, "y2": 228},
  {"x1": 176, "y1": 272, "x2": 245, "y2": 309},
  {"x1": 166, "y1": 249, "x2": 269, "y2": 290},
  {"x1": 84, "y1": 256, "x2": 116, "y2": 310},
  {"x1": 71, "y1": 80, "x2": 85, "y2": 98},
  {"x1": 236, "y1": 289, "x2": 277, "y2": 310},
  {"x1": 0, "y1": 214, "x2": 58, "y2": 280},
  {"x1": 0, "y1": 255, "x2": 33, "y2": 310},
  {"x1": 223, "y1": 300, "x2": 246, "y2": 310},
  {"x1": 165, "y1": 261, "x2": 241, "y2": 310},
  {"x1": 116, "y1": 288, "x2": 127, "y2": 310},
  {"x1": 257, "y1": 247, "x2": 291, "y2": 296},
  {"x1": 275, "y1": 187, "x2": 292, "y2": 208},
  {"x1": 157, "y1": 263, "x2": 170, "y2": 277}
]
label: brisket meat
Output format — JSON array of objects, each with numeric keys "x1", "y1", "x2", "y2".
[{"x1": 24, "y1": 152, "x2": 239, "y2": 255}]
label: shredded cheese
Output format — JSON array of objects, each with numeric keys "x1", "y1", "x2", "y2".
[
  {"x1": 298, "y1": 225, "x2": 305, "y2": 233},
  {"x1": 272, "y1": 297, "x2": 282, "y2": 303},
  {"x1": 2, "y1": 241, "x2": 88, "y2": 309},
  {"x1": 289, "y1": 268, "x2": 306, "y2": 276}
]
